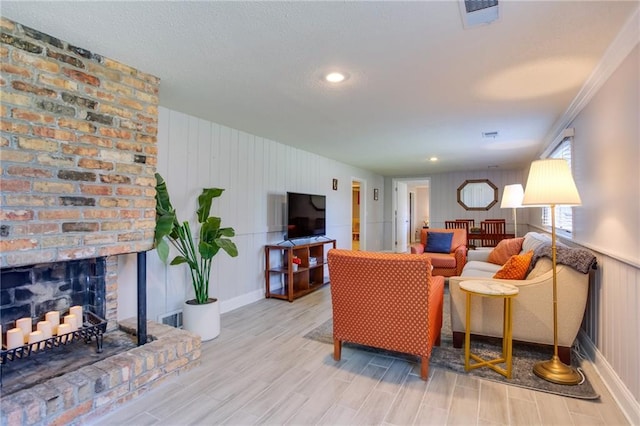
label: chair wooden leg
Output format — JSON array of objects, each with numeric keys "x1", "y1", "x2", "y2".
[
  {"x1": 452, "y1": 331, "x2": 464, "y2": 348},
  {"x1": 333, "y1": 338, "x2": 342, "y2": 361},
  {"x1": 420, "y1": 357, "x2": 429, "y2": 380}
]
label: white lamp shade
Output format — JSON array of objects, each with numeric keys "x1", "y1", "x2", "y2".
[
  {"x1": 522, "y1": 159, "x2": 582, "y2": 206},
  {"x1": 500, "y1": 184, "x2": 524, "y2": 208}
]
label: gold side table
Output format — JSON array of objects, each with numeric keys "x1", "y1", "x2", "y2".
[{"x1": 460, "y1": 280, "x2": 519, "y2": 379}]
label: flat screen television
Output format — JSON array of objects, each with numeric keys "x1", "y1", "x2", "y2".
[{"x1": 286, "y1": 192, "x2": 326, "y2": 240}]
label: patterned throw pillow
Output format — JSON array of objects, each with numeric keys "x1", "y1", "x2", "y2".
[
  {"x1": 487, "y1": 237, "x2": 525, "y2": 265},
  {"x1": 425, "y1": 232, "x2": 454, "y2": 254},
  {"x1": 493, "y1": 250, "x2": 533, "y2": 280}
]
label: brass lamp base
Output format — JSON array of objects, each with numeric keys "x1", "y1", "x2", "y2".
[{"x1": 533, "y1": 356, "x2": 582, "y2": 385}]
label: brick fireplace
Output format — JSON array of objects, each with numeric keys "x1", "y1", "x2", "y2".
[{"x1": 1, "y1": 18, "x2": 201, "y2": 425}]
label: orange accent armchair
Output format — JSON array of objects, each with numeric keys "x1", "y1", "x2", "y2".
[
  {"x1": 410, "y1": 228, "x2": 468, "y2": 276},
  {"x1": 327, "y1": 249, "x2": 445, "y2": 380}
]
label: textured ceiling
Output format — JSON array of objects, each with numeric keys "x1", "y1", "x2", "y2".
[{"x1": 1, "y1": 1, "x2": 636, "y2": 176}]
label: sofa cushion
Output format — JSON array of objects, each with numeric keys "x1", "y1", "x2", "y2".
[
  {"x1": 465, "y1": 260, "x2": 502, "y2": 273},
  {"x1": 426, "y1": 252, "x2": 457, "y2": 268},
  {"x1": 487, "y1": 237, "x2": 524, "y2": 265},
  {"x1": 521, "y1": 232, "x2": 550, "y2": 254},
  {"x1": 526, "y1": 257, "x2": 553, "y2": 279},
  {"x1": 460, "y1": 260, "x2": 501, "y2": 278},
  {"x1": 425, "y1": 232, "x2": 453, "y2": 254},
  {"x1": 493, "y1": 250, "x2": 533, "y2": 280}
]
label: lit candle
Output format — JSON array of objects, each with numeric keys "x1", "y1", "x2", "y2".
[
  {"x1": 6, "y1": 328, "x2": 23, "y2": 350},
  {"x1": 28, "y1": 330, "x2": 44, "y2": 350},
  {"x1": 37, "y1": 321, "x2": 53, "y2": 339},
  {"x1": 57, "y1": 323, "x2": 72, "y2": 343},
  {"x1": 45, "y1": 311, "x2": 60, "y2": 334},
  {"x1": 16, "y1": 318, "x2": 32, "y2": 343},
  {"x1": 64, "y1": 314, "x2": 77, "y2": 332},
  {"x1": 69, "y1": 306, "x2": 83, "y2": 328}
]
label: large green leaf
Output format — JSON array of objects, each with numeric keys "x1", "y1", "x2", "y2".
[
  {"x1": 197, "y1": 187, "x2": 224, "y2": 223},
  {"x1": 199, "y1": 240, "x2": 219, "y2": 260},
  {"x1": 219, "y1": 227, "x2": 235, "y2": 237},
  {"x1": 155, "y1": 173, "x2": 175, "y2": 214},
  {"x1": 200, "y1": 217, "x2": 222, "y2": 244},
  {"x1": 170, "y1": 256, "x2": 188, "y2": 266},
  {"x1": 155, "y1": 214, "x2": 174, "y2": 240},
  {"x1": 156, "y1": 239, "x2": 170, "y2": 263},
  {"x1": 216, "y1": 238, "x2": 238, "y2": 257}
]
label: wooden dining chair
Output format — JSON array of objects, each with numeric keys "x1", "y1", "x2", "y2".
[
  {"x1": 480, "y1": 220, "x2": 505, "y2": 247},
  {"x1": 455, "y1": 219, "x2": 475, "y2": 228},
  {"x1": 446, "y1": 220, "x2": 473, "y2": 249},
  {"x1": 445, "y1": 220, "x2": 468, "y2": 231}
]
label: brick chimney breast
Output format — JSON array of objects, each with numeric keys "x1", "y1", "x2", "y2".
[{"x1": 0, "y1": 18, "x2": 160, "y2": 267}]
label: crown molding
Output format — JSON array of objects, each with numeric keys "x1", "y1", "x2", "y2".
[{"x1": 539, "y1": 5, "x2": 640, "y2": 158}]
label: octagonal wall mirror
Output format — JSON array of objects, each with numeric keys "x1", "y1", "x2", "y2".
[{"x1": 457, "y1": 179, "x2": 498, "y2": 211}]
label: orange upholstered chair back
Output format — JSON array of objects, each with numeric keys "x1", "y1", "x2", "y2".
[
  {"x1": 328, "y1": 249, "x2": 444, "y2": 361},
  {"x1": 420, "y1": 228, "x2": 467, "y2": 252}
]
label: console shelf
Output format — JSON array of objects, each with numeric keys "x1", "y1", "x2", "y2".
[{"x1": 264, "y1": 239, "x2": 336, "y2": 302}]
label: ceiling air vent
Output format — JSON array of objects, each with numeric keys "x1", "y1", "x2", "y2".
[
  {"x1": 459, "y1": 0, "x2": 500, "y2": 29},
  {"x1": 482, "y1": 131, "x2": 499, "y2": 139}
]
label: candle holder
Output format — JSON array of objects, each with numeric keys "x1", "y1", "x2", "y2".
[{"x1": 0, "y1": 310, "x2": 107, "y2": 364}]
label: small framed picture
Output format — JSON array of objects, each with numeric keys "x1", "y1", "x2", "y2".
[
  {"x1": 373, "y1": 188, "x2": 379, "y2": 201},
  {"x1": 332, "y1": 178, "x2": 338, "y2": 191}
]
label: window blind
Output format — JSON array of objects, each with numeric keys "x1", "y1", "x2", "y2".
[{"x1": 542, "y1": 137, "x2": 574, "y2": 232}]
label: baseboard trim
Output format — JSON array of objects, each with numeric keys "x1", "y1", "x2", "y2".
[
  {"x1": 220, "y1": 289, "x2": 264, "y2": 314},
  {"x1": 579, "y1": 330, "x2": 640, "y2": 425}
]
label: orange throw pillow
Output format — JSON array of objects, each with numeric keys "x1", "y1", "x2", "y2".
[
  {"x1": 493, "y1": 250, "x2": 533, "y2": 280},
  {"x1": 487, "y1": 237, "x2": 525, "y2": 265}
]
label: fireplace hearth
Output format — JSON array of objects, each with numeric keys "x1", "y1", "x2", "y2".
[
  {"x1": 1, "y1": 328, "x2": 135, "y2": 396},
  {"x1": 0, "y1": 319, "x2": 201, "y2": 425},
  {"x1": 0, "y1": 256, "x2": 201, "y2": 425}
]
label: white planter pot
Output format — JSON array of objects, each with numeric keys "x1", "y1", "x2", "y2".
[{"x1": 182, "y1": 298, "x2": 220, "y2": 341}]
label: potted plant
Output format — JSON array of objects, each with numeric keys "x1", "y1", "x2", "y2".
[{"x1": 154, "y1": 172, "x2": 238, "y2": 341}]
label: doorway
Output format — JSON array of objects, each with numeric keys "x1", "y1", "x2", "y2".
[
  {"x1": 351, "y1": 179, "x2": 364, "y2": 250},
  {"x1": 392, "y1": 178, "x2": 430, "y2": 252}
]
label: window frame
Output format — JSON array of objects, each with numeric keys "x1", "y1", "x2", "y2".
[{"x1": 542, "y1": 137, "x2": 574, "y2": 233}]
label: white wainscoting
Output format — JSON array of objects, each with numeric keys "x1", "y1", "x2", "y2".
[
  {"x1": 117, "y1": 107, "x2": 384, "y2": 323},
  {"x1": 580, "y1": 250, "x2": 640, "y2": 424}
]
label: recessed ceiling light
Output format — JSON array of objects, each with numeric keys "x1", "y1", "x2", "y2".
[
  {"x1": 325, "y1": 72, "x2": 347, "y2": 83},
  {"x1": 430, "y1": 157, "x2": 438, "y2": 162}
]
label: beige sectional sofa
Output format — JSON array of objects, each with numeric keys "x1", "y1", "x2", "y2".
[{"x1": 449, "y1": 232, "x2": 595, "y2": 364}]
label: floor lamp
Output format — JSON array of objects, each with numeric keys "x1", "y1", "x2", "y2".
[
  {"x1": 522, "y1": 159, "x2": 582, "y2": 385},
  {"x1": 500, "y1": 184, "x2": 524, "y2": 237}
]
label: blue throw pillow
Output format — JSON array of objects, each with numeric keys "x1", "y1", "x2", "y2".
[{"x1": 425, "y1": 232, "x2": 453, "y2": 254}]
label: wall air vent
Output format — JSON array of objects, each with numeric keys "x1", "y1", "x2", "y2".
[
  {"x1": 464, "y1": 0, "x2": 498, "y2": 14},
  {"x1": 482, "y1": 131, "x2": 499, "y2": 139},
  {"x1": 158, "y1": 310, "x2": 183, "y2": 328},
  {"x1": 459, "y1": 0, "x2": 500, "y2": 29}
]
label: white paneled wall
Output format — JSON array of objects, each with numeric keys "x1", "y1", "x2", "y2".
[
  {"x1": 117, "y1": 107, "x2": 384, "y2": 323},
  {"x1": 427, "y1": 169, "x2": 527, "y2": 233}
]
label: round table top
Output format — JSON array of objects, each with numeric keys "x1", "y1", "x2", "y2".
[{"x1": 459, "y1": 280, "x2": 519, "y2": 296}]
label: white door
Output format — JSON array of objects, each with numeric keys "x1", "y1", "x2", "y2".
[{"x1": 395, "y1": 181, "x2": 409, "y2": 252}]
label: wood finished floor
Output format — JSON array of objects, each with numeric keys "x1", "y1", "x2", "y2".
[{"x1": 94, "y1": 286, "x2": 629, "y2": 426}]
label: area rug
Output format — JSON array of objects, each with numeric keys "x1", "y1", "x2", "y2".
[{"x1": 303, "y1": 291, "x2": 599, "y2": 400}]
